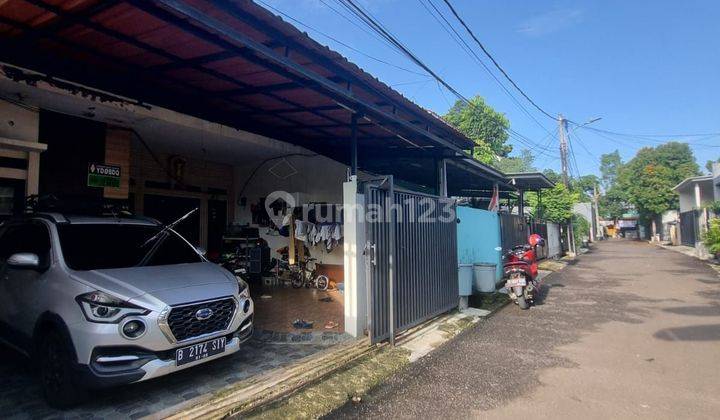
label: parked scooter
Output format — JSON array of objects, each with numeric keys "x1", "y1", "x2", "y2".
[{"x1": 503, "y1": 234, "x2": 544, "y2": 309}]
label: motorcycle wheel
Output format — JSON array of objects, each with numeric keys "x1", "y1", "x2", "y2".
[
  {"x1": 291, "y1": 276, "x2": 303, "y2": 289},
  {"x1": 517, "y1": 296, "x2": 529, "y2": 310},
  {"x1": 316, "y1": 275, "x2": 329, "y2": 291}
]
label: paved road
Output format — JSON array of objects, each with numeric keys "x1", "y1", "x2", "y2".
[{"x1": 330, "y1": 240, "x2": 720, "y2": 419}]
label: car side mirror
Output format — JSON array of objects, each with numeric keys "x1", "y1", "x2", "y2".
[
  {"x1": 195, "y1": 246, "x2": 207, "y2": 256},
  {"x1": 7, "y1": 253, "x2": 40, "y2": 269}
]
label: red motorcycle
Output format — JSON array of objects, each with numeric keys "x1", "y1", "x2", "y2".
[{"x1": 503, "y1": 234, "x2": 544, "y2": 309}]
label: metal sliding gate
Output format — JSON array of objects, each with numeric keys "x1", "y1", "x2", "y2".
[
  {"x1": 679, "y1": 210, "x2": 698, "y2": 247},
  {"x1": 365, "y1": 178, "x2": 458, "y2": 344},
  {"x1": 499, "y1": 213, "x2": 528, "y2": 251},
  {"x1": 529, "y1": 220, "x2": 548, "y2": 260}
]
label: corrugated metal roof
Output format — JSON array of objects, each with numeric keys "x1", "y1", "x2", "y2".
[{"x1": 0, "y1": 0, "x2": 512, "y2": 189}]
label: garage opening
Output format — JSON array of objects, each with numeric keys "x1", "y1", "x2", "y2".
[{"x1": 30, "y1": 101, "x2": 350, "y2": 344}]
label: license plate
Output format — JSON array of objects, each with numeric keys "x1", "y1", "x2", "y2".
[
  {"x1": 176, "y1": 337, "x2": 226, "y2": 366},
  {"x1": 506, "y1": 277, "x2": 527, "y2": 288}
]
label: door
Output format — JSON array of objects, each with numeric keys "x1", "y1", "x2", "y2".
[
  {"x1": 207, "y1": 199, "x2": 227, "y2": 259},
  {"x1": 365, "y1": 178, "x2": 459, "y2": 344},
  {"x1": 0, "y1": 179, "x2": 25, "y2": 222},
  {"x1": 0, "y1": 222, "x2": 52, "y2": 340},
  {"x1": 365, "y1": 180, "x2": 393, "y2": 344},
  {"x1": 143, "y1": 195, "x2": 201, "y2": 245}
]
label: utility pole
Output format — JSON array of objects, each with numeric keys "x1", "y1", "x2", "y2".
[
  {"x1": 558, "y1": 114, "x2": 570, "y2": 188},
  {"x1": 558, "y1": 114, "x2": 576, "y2": 255},
  {"x1": 593, "y1": 184, "x2": 602, "y2": 240}
]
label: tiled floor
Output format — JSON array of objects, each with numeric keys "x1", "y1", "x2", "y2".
[
  {"x1": 0, "y1": 338, "x2": 340, "y2": 419},
  {"x1": 252, "y1": 285, "x2": 344, "y2": 333}
]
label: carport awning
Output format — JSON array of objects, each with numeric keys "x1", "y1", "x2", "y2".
[
  {"x1": 504, "y1": 172, "x2": 555, "y2": 190},
  {"x1": 0, "y1": 1, "x2": 478, "y2": 158}
]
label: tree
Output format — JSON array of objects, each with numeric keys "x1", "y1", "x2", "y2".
[
  {"x1": 534, "y1": 183, "x2": 579, "y2": 223},
  {"x1": 572, "y1": 174, "x2": 599, "y2": 201},
  {"x1": 443, "y1": 96, "x2": 511, "y2": 163},
  {"x1": 494, "y1": 149, "x2": 536, "y2": 173},
  {"x1": 706, "y1": 158, "x2": 719, "y2": 173},
  {"x1": 599, "y1": 150, "x2": 622, "y2": 190},
  {"x1": 599, "y1": 186, "x2": 626, "y2": 220},
  {"x1": 618, "y1": 142, "x2": 699, "y2": 218},
  {"x1": 542, "y1": 169, "x2": 562, "y2": 185}
]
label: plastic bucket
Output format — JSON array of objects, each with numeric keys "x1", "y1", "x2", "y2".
[
  {"x1": 472, "y1": 263, "x2": 497, "y2": 293},
  {"x1": 458, "y1": 264, "x2": 473, "y2": 296}
]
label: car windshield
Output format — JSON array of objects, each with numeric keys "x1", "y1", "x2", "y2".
[{"x1": 57, "y1": 224, "x2": 203, "y2": 271}]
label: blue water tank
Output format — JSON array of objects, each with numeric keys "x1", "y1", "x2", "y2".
[{"x1": 458, "y1": 264, "x2": 473, "y2": 296}]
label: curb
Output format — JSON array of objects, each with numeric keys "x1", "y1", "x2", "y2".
[{"x1": 147, "y1": 338, "x2": 374, "y2": 420}]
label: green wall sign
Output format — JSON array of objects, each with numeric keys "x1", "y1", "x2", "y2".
[{"x1": 88, "y1": 163, "x2": 121, "y2": 188}]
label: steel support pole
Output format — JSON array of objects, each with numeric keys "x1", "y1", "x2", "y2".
[
  {"x1": 387, "y1": 175, "x2": 396, "y2": 346},
  {"x1": 351, "y1": 113, "x2": 358, "y2": 176},
  {"x1": 437, "y1": 158, "x2": 447, "y2": 198}
]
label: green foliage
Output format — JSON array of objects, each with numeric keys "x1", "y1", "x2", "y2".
[
  {"x1": 493, "y1": 149, "x2": 536, "y2": 173},
  {"x1": 599, "y1": 186, "x2": 627, "y2": 220},
  {"x1": 596, "y1": 150, "x2": 628, "y2": 219},
  {"x1": 618, "y1": 142, "x2": 699, "y2": 218},
  {"x1": 443, "y1": 96, "x2": 511, "y2": 162},
  {"x1": 706, "y1": 158, "x2": 720, "y2": 174},
  {"x1": 535, "y1": 183, "x2": 580, "y2": 223},
  {"x1": 702, "y1": 218, "x2": 720, "y2": 256},
  {"x1": 542, "y1": 169, "x2": 562, "y2": 184},
  {"x1": 599, "y1": 150, "x2": 623, "y2": 190},
  {"x1": 572, "y1": 174, "x2": 599, "y2": 201},
  {"x1": 705, "y1": 200, "x2": 720, "y2": 214},
  {"x1": 572, "y1": 214, "x2": 590, "y2": 249}
]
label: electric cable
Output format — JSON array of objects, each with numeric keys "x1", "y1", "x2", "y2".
[
  {"x1": 256, "y1": 0, "x2": 429, "y2": 77},
  {"x1": 441, "y1": 0, "x2": 556, "y2": 120},
  {"x1": 418, "y1": 0, "x2": 555, "y2": 139}
]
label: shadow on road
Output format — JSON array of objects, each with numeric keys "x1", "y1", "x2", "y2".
[
  {"x1": 654, "y1": 324, "x2": 720, "y2": 341},
  {"x1": 662, "y1": 305, "x2": 720, "y2": 317}
]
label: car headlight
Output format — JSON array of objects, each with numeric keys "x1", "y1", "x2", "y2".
[
  {"x1": 236, "y1": 277, "x2": 250, "y2": 298},
  {"x1": 76, "y1": 291, "x2": 149, "y2": 323}
]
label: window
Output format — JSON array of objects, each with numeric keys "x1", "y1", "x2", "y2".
[
  {"x1": 0, "y1": 223, "x2": 51, "y2": 267},
  {"x1": 56, "y1": 224, "x2": 203, "y2": 271}
]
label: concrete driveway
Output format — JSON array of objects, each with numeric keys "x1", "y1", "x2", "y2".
[
  {"x1": 0, "y1": 335, "x2": 345, "y2": 419},
  {"x1": 330, "y1": 240, "x2": 720, "y2": 419}
]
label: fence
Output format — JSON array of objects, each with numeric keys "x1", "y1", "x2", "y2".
[
  {"x1": 499, "y1": 213, "x2": 528, "y2": 252},
  {"x1": 546, "y1": 222, "x2": 562, "y2": 259},
  {"x1": 529, "y1": 219, "x2": 549, "y2": 260}
]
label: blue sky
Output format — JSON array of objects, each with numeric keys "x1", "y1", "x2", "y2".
[{"x1": 259, "y1": 0, "x2": 720, "y2": 176}]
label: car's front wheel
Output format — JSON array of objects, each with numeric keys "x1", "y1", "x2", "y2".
[{"x1": 38, "y1": 329, "x2": 87, "y2": 408}]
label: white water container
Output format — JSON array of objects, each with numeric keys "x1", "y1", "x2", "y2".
[{"x1": 472, "y1": 263, "x2": 497, "y2": 293}]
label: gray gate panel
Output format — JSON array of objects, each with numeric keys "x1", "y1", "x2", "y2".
[
  {"x1": 367, "y1": 185, "x2": 459, "y2": 344},
  {"x1": 679, "y1": 210, "x2": 697, "y2": 247},
  {"x1": 500, "y1": 213, "x2": 528, "y2": 251},
  {"x1": 367, "y1": 186, "x2": 391, "y2": 342}
]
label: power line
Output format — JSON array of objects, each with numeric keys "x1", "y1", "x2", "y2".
[
  {"x1": 256, "y1": 0, "x2": 429, "y2": 76},
  {"x1": 336, "y1": 0, "x2": 555, "y2": 159},
  {"x1": 571, "y1": 130, "x2": 602, "y2": 170},
  {"x1": 441, "y1": 0, "x2": 556, "y2": 120},
  {"x1": 318, "y1": 0, "x2": 415, "y2": 61},
  {"x1": 416, "y1": 0, "x2": 555, "y2": 140},
  {"x1": 574, "y1": 125, "x2": 720, "y2": 151},
  {"x1": 568, "y1": 124, "x2": 720, "y2": 139},
  {"x1": 335, "y1": 0, "x2": 474, "y2": 107}
]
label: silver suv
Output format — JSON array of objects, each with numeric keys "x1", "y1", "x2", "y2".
[{"x1": 0, "y1": 213, "x2": 254, "y2": 407}]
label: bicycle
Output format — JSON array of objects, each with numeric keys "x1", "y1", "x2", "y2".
[{"x1": 290, "y1": 257, "x2": 329, "y2": 290}]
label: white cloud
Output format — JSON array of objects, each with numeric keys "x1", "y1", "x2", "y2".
[{"x1": 516, "y1": 8, "x2": 584, "y2": 36}]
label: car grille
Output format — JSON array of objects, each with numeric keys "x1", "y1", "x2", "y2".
[{"x1": 168, "y1": 298, "x2": 236, "y2": 342}]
